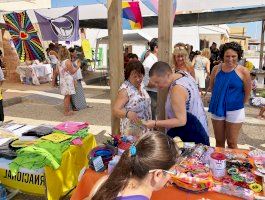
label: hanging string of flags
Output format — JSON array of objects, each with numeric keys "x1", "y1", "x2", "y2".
[{"x1": 3, "y1": 0, "x2": 177, "y2": 46}]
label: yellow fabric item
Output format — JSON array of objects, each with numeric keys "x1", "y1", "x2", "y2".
[
  {"x1": 45, "y1": 134, "x2": 97, "y2": 200},
  {"x1": 245, "y1": 61, "x2": 254, "y2": 71},
  {"x1": 81, "y1": 39, "x2": 92, "y2": 60},
  {"x1": 0, "y1": 89, "x2": 3, "y2": 100},
  {"x1": 0, "y1": 168, "x2": 45, "y2": 195},
  {"x1": 41, "y1": 133, "x2": 71, "y2": 143}
]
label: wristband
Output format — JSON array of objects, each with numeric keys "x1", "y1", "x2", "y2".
[{"x1": 125, "y1": 110, "x2": 130, "y2": 118}]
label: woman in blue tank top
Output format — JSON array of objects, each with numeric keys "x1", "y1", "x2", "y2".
[
  {"x1": 209, "y1": 42, "x2": 251, "y2": 149},
  {"x1": 88, "y1": 132, "x2": 178, "y2": 200}
]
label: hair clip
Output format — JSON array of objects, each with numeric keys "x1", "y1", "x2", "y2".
[{"x1": 129, "y1": 144, "x2": 137, "y2": 157}]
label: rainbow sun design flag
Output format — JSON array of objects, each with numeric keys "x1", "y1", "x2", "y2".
[{"x1": 3, "y1": 11, "x2": 45, "y2": 62}]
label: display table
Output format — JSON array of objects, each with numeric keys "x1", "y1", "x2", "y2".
[
  {"x1": 71, "y1": 168, "x2": 241, "y2": 200},
  {"x1": 16, "y1": 63, "x2": 52, "y2": 85},
  {"x1": 0, "y1": 134, "x2": 97, "y2": 200},
  {"x1": 71, "y1": 148, "x2": 263, "y2": 200}
]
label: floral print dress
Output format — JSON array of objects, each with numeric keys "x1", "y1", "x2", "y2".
[
  {"x1": 119, "y1": 81, "x2": 151, "y2": 136},
  {"x1": 58, "y1": 59, "x2": 76, "y2": 95}
]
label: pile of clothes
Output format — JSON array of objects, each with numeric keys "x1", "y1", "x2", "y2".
[{"x1": 0, "y1": 121, "x2": 90, "y2": 175}]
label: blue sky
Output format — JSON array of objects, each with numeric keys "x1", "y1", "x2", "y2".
[
  {"x1": 51, "y1": 0, "x2": 106, "y2": 7},
  {"x1": 51, "y1": 0, "x2": 262, "y2": 40},
  {"x1": 228, "y1": 21, "x2": 262, "y2": 40}
]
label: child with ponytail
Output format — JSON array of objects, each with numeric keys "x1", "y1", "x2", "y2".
[{"x1": 86, "y1": 131, "x2": 178, "y2": 200}]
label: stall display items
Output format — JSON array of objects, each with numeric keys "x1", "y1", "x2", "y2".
[
  {"x1": 171, "y1": 144, "x2": 214, "y2": 192},
  {"x1": 0, "y1": 121, "x2": 96, "y2": 200},
  {"x1": 88, "y1": 145, "x2": 115, "y2": 172},
  {"x1": 168, "y1": 144, "x2": 265, "y2": 199},
  {"x1": 105, "y1": 134, "x2": 133, "y2": 155}
]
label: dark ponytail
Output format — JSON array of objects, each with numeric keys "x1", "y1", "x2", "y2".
[{"x1": 91, "y1": 132, "x2": 178, "y2": 200}]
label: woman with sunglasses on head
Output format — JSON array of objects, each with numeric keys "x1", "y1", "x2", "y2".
[
  {"x1": 86, "y1": 131, "x2": 178, "y2": 200},
  {"x1": 173, "y1": 46, "x2": 195, "y2": 79}
]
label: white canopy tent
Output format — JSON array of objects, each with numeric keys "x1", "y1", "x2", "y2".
[
  {"x1": 0, "y1": 0, "x2": 264, "y2": 13},
  {"x1": 0, "y1": 0, "x2": 265, "y2": 23},
  {"x1": 0, "y1": 1, "x2": 264, "y2": 68}
]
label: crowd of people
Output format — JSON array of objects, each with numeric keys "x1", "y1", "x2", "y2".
[
  {"x1": 46, "y1": 43, "x2": 91, "y2": 116},
  {"x1": 116, "y1": 39, "x2": 255, "y2": 150}
]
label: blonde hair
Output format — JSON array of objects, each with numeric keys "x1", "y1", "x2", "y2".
[
  {"x1": 172, "y1": 48, "x2": 191, "y2": 68},
  {"x1": 58, "y1": 46, "x2": 70, "y2": 61},
  {"x1": 201, "y1": 48, "x2": 211, "y2": 59}
]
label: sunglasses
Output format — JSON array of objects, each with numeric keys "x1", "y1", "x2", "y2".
[{"x1": 149, "y1": 169, "x2": 176, "y2": 176}]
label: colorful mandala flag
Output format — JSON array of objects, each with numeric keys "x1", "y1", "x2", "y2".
[
  {"x1": 122, "y1": 1, "x2": 143, "y2": 30},
  {"x1": 3, "y1": 11, "x2": 45, "y2": 62}
]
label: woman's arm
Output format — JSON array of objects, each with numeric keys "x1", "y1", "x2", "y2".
[
  {"x1": 206, "y1": 59, "x2": 211, "y2": 76},
  {"x1": 191, "y1": 56, "x2": 196, "y2": 68},
  {"x1": 208, "y1": 65, "x2": 218, "y2": 92},
  {"x1": 52, "y1": 65, "x2": 59, "y2": 87},
  {"x1": 189, "y1": 66, "x2": 195, "y2": 79},
  {"x1": 50, "y1": 50, "x2": 58, "y2": 58},
  {"x1": 112, "y1": 89, "x2": 139, "y2": 123},
  {"x1": 113, "y1": 89, "x2": 129, "y2": 119},
  {"x1": 242, "y1": 67, "x2": 251, "y2": 103},
  {"x1": 144, "y1": 85, "x2": 187, "y2": 129},
  {"x1": 66, "y1": 60, "x2": 79, "y2": 75}
]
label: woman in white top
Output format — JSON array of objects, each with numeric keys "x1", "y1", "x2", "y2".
[
  {"x1": 113, "y1": 61, "x2": 151, "y2": 137},
  {"x1": 48, "y1": 43, "x2": 59, "y2": 87},
  {"x1": 57, "y1": 47, "x2": 80, "y2": 116},
  {"x1": 191, "y1": 48, "x2": 211, "y2": 94}
]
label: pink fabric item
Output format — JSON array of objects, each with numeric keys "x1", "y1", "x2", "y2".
[
  {"x1": 71, "y1": 138, "x2": 83, "y2": 145},
  {"x1": 54, "y1": 121, "x2": 89, "y2": 134}
]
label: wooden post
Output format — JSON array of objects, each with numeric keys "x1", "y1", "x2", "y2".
[
  {"x1": 259, "y1": 20, "x2": 265, "y2": 69},
  {"x1": 157, "y1": 0, "x2": 173, "y2": 128},
  {"x1": 107, "y1": 0, "x2": 124, "y2": 135}
]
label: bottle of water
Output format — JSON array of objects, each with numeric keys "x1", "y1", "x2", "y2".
[{"x1": 0, "y1": 184, "x2": 7, "y2": 200}]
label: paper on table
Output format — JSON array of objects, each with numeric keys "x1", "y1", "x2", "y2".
[
  {"x1": 5, "y1": 124, "x2": 25, "y2": 132},
  {"x1": 12, "y1": 125, "x2": 36, "y2": 137},
  {"x1": 0, "y1": 138, "x2": 12, "y2": 146}
]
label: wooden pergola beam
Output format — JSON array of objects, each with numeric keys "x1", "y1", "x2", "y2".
[
  {"x1": 107, "y1": 0, "x2": 124, "y2": 135},
  {"x1": 157, "y1": 0, "x2": 173, "y2": 126}
]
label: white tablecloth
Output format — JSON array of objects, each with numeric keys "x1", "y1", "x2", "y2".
[
  {"x1": 31, "y1": 64, "x2": 52, "y2": 78},
  {"x1": 16, "y1": 64, "x2": 52, "y2": 85}
]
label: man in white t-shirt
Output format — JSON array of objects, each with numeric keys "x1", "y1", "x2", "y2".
[{"x1": 143, "y1": 38, "x2": 158, "y2": 119}]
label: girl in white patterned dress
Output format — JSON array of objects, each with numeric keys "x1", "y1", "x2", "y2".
[{"x1": 57, "y1": 47, "x2": 80, "y2": 116}]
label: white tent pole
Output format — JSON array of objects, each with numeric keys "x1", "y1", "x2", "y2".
[
  {"x1": 259, "y1": 19, "x2": 265, "y2": 69},
  {"x1": 94, "y1": 39, "x2": 99, "y2": 70}
]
